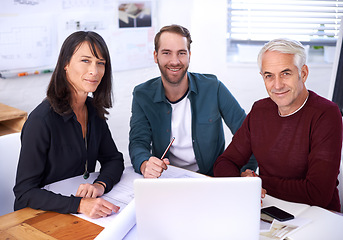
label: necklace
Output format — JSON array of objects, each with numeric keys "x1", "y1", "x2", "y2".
[{"x1": 83, "y1": 107, "x2": 89, "y2": 179}]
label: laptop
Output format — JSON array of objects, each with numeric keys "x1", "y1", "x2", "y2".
[{"x1": 134, "y1": 177, "x2": 261, "y2": 240}]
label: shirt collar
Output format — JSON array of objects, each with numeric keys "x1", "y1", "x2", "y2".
[
  {"x1": 278, "y1": 91, "x2": 310, "y2": 117},
  {"x1": 61, "y1": 97, "x2": 94, "y2": 122},
  {"x1": 153, "y1": 72, "x2": 198, "y2": 103}
]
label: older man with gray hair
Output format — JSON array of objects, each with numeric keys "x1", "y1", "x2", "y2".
[{"x1": 214, "y1": 38, "x2": 342, "y2": 212}]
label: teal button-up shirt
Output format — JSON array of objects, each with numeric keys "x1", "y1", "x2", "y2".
[{"x1": 129, "y1": 72, "x2": 256, "y2": 175}]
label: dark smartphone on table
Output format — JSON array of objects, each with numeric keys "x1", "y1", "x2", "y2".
[{"x1": 261, "y1": 206, "x2": 294, "y2": 222}]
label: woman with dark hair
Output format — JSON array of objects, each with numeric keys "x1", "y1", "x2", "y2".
[{"x1": 13, "y1": 31, "x2": 124, "y2": 219}]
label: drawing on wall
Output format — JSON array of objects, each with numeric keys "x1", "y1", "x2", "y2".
[
  {"x1": 13, "y1": 0, "x2": 40, "y2": 5},
  {"x1": 118, "y1": 2, "x2": 152, "y2": 28},
  {"x1": 0, "y1": 14, "x2": 57, "y2": 71},
  {"x1": 0, "y1": 0, "x2": 156, "y2": 73}
]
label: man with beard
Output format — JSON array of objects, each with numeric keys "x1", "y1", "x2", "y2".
[{"x1": 129, "y1": 24, "x2": 257, "y2": 177}]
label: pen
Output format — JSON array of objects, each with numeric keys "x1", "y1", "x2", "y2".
[
  {"x1": 18, "y1": 72, "x2": 29, "y2": 77},
  {"x1": 40, "y1": 69, "x2": 53, "y2": 74},
  {"x1": 0, "y1": 71, "x2": 17, "y2": 79},
  {"x1": 160, "y1": 137, "x2": 175, "y2": 160}
]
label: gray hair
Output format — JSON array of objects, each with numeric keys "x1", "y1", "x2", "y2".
[{"x1": 257, "y1": 38, "x2": 307, "y2": 75}]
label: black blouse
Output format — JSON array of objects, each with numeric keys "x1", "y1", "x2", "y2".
[{"x1": 13, "y1": 97, "x2": 124, "y2": 213}]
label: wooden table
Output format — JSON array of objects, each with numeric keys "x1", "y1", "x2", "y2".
[
  {"x1": 0, "y1": 208, "x2": 104, "y2": 240},
  {"x1": 0, "y1": 103, "x2": 27, "y2": 136}
]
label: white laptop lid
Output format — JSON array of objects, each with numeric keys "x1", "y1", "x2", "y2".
[{"x1": 134, "y1": 177, "x2": 261, "y2": 240}]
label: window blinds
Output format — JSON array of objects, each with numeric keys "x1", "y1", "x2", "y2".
[{"x1": 228, "y1": 0, "x2": 343, "y2": 45}]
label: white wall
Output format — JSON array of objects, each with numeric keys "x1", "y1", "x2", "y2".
[
  {"x1": 156, "y1": 0, "x2": 228, "y2": 78},
  {"x1": 0, "y1": 0, "x2": 334, "y2": 167}
]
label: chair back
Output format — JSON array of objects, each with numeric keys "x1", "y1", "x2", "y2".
[{"x1": 0, "y1": 133, "x2": 21, "y2": 216}]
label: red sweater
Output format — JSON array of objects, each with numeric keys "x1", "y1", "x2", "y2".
[{"x1": 214, "y1": 91, "x2": 342, "y2": 212}]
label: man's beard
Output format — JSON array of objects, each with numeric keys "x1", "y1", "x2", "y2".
[{"x1": 157, "y1": 60, "x2": 188, "y2": 85}]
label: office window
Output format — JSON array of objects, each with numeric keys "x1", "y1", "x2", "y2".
[{"x1": 228, "y1": 0, "x2": 343, "y2": 46}]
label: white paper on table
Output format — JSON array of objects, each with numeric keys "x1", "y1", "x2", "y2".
[
  {"x1": 94, "y1": 200, "x2": 137, "y2": 240},
  {"x1": 260, "y1": 218, "x2": 311, "y2": 240},
  {"x1": 44, "y1": 166, "x2": 142, "y2": 228},
  {"x1": 260, "y1": 220, "x2": 272, "y2": 232}
]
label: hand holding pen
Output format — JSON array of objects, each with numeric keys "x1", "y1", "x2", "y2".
[
  {"x1": 140, "y1": 137, "x2": 175, "y2": 178},
  {"x1": 240, "y1": 169, "x2": 256, "y2": 177}
]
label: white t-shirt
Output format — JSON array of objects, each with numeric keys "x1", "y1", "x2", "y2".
[{"x1": 168, "y1": 93, "x2": 199, "y2": 172}]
